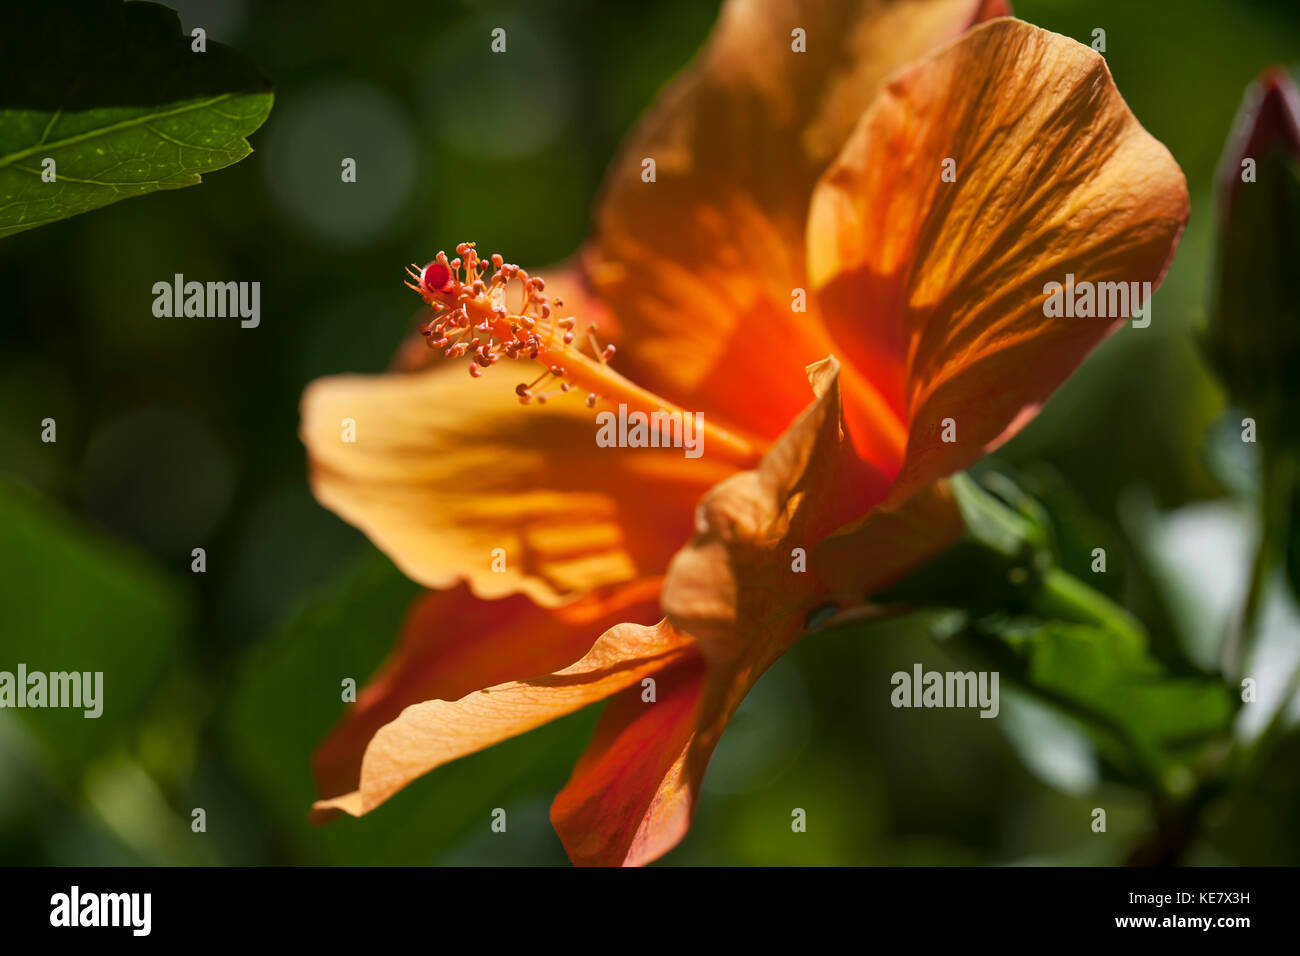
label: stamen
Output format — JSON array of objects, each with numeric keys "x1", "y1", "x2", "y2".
[{"x1": 406, "y1": 244, "x2": 763, "y2": 467}]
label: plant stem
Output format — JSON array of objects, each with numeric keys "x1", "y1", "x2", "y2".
[
  {"x1": 1031, "y1": 567, "x2": 1147, "y2": 645},
  {"x1": 1226, "y1": 450, "x2": 1296, "y2": 680}
]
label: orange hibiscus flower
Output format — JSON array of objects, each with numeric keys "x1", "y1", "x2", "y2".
[{"x1": 301, "y1": 0, "x2": 1187, "y2": 865}]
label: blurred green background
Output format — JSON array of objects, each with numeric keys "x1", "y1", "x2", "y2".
[{"x1": 2, "y1": 0, "x2": 1298, "y2": 865}]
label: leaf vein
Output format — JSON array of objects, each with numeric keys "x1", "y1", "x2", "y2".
[{"x1": 0, "y1": 93, "x2": 247, "y2": 168}]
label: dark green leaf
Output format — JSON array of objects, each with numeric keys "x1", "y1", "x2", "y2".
[
  {"x1": 0, "y1": 1, "x2": 272, "y2": 237},
  {"x1": 948, "y1": 617, "x2": 1234, "y2": 790},
  {"x1": 0, "y1": 476, "x2": 186, "y2": 773},
  {"x1": 872, "y1": 472, "x2": 1052, "y2": 613}
]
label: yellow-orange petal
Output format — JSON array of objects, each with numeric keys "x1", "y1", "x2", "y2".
[
  {"x1": 313, "y1": 577, "x2": 664, "y2": 801},
  {"x1": 806, "y1": 18, "x2": 1189, "y2": 507},
  {"x1": 314, "y1": 617, "x2": 697, "y2": 816},
  {"x1": 583, "y1": 0, "x2": 1009, "y2": 446},
  {"x1": 551, "y1": 655, "x2": 707, "y2": 867},
  {"x1": 301, "y1": 364, "x2": 733, "y2": 607}
]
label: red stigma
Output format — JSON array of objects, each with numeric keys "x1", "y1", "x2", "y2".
[{"x1": 420, "y1": 261, "x2": 454, "y2": 295}]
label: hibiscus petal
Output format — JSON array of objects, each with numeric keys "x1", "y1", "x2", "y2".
[
  {"x1": 314, "y1": 617, "x2": 697, "y2": 816},
  {"x1": 301, "y1": 365, "x2": 733, "y2": 605},
  {"x1": 313, "y1": 577, "x2": 665, "y2": 800},
  {"x1": 583, "y1": 0, "x2": 1009, "y2": 445},
  {"x1": 662, "y1": 356, "x2": 870, "y2": 663},
  {"x1": 662, "y1": 354, "x2": 957, "y2": 706},
  {"x1": 551, "y1": 655, "x2": 708, "y2": 866},
  {"x1": 621, "y1": 360, "x2": 893, "y2": 865},
  {"x1": 811, "y1": 479, "x2": 963, "y2": 599},
  {"x1": 614, "y1": 359, "x2": 967, "y2": 864},
  {"x1": 806, "y1": 18, "x2": 1189, "y2": 507}
]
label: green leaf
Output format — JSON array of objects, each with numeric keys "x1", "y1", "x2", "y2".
[
  {"x1": 0, "y1": 1, "x2": 272, "y2": 238},
  {"x1": 0, "y1": 476, "x2": 186, "y2": 774},
  {"x1": 872, "y1": 472, "x2": 1052, "y2": 613},
  {"x1": 975, "y1": 620, "x2": 1233, "y2": 782},
  {"x1": 0, "y1": 94, "x2": 273, "y2": 238},
  {"x1": 873, "y1": 472, "x2": 1235, "y2": 790}
]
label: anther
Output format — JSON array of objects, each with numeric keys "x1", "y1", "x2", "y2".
[{"x1": 403, "y1": 245, "x2": 762, "y2": 469}]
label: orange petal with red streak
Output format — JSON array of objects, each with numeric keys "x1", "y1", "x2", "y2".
[
  {"x1": 313, "y1": 577, "x2": 664, "y2": 801},
  {"x1": 583, "y1": 0, "x2": 1012, "y2": 449},
  {"x1": 315, "y1": 617, "x2": 697, "y2": 816},
  {"x1": 551, "y1": 655, "x2": 708, "y2": 866},
  {"x1": 807, "y1": 18, "x2": 1189, "y2": 506}
]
